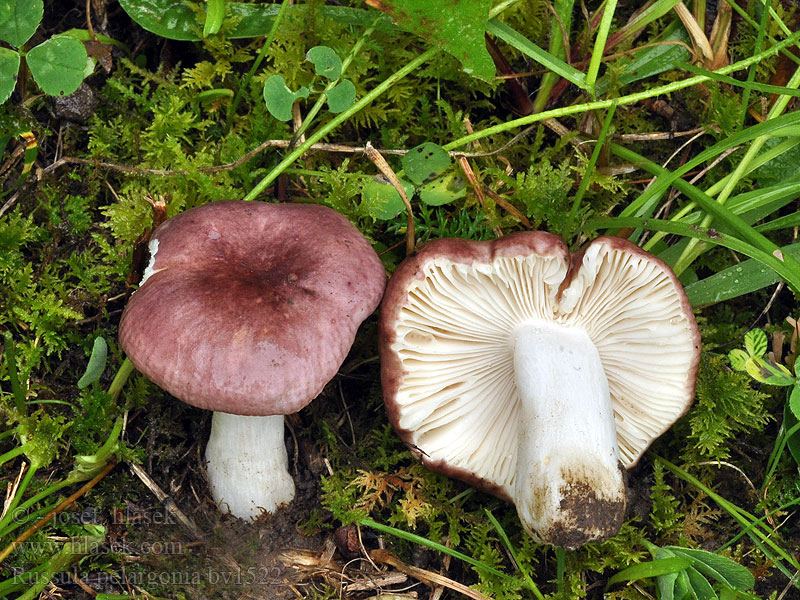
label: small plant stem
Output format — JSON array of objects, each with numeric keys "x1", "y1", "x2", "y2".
[
  {"x1": 567, "y1": 102, "x2": 616, "y2": 232},
  {"x1": 719, "y1": 495, "x2": 800, "y2": 552},
  {"x1": 443, "y1": 29, "x2": 800, "y2": 152},
  {"x1": 364, "y1": 142, "x2": 415, "y2": 254},
  {"x1": 764, "y1": 420, "x2": 800, "y2": 489},
  {"x1": 753, "y1": 0, "x2": 798, "y2": 40},
  {"x1": 485, "y1": 510, "x2": 545, "y2": 600},
  {"x1": 0, "y1": 462, "x2": 114, "y2": 563},
  {"x1": 224, "y1": 0, "x2": 291, "y2": 132},
  {"x1": 359, "y1": 517, "x2": 520, "y2": 583},
  {"x1": 4, "y1": 331, "x2": 26, "y2": 413},
  {"x1": 642, "y1": 136, "x2": 800, "y2": 252},
  {"x1": 724, "y1": 0, "x2": 800, "y2": 67},
  {"x1": 107, "y1": 357, "x2": 134, "y2": 402},
  {"x1": 0, "y1": 463, "x2": 38, "y2": 535},
  {"x1": 585, "y1": 215, "x2": 800, "y2": 292},
  {"x1": 738, "y1": 0, "x2": 771, "y2": 129},
  {"x1": 14, "y1": 530, "x2": 106, "y2": 600},
  {"x1": 0, "y1": 478, "x2": 73, "y2": 538},
  {"x1": 673, "y1": 62, "x2": 800, "y2": 274},
  {"x1": 0, "y1": 417, "x2": 123, "y2": 539},
  {"x1": 490, "y1": 0, "x2": 522, "y2": 15},
  {"x1": 0, "y1": 500, "x2": 59, "y2": 538},
  {"x1": 556, "y1": 547, "x2": 566, "y2": 594},
  {"x1": 532, "y1": 0, "x2": 574, "y2": 113},
  {"x1": 242, "y1": 0, "x2": 523, "y2": 201},
  {"x1": 693, "y1": 0, "x2": 705, "y2": 32},
  {"x1": 291, "y1": 20, "x2": 378, "y2": 145},
  {"x1": 585, "y1": 0, "x2": 618, "y2": 97},
  {"x1": 658, "y1": 457, "x2": 800, "y2": 573},
  {"x1": 243, "y1": 46, "x2": 440, "y2": 201},
  {"x1": 607, "y1": 142, "x2": 800, "y2": 288},
  {"x1": 0, "y1": 444, "x2": 26, "y2": 467}
]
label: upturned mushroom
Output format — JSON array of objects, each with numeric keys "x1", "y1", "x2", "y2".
[
  {"x1": 119, "y1": 201, "x2": 386, "y2": 520},
  {"x1": 379, "y1": 232, "x2": 700, "y2": 548}
]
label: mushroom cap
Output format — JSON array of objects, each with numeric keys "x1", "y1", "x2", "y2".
[
  {"x1": 120, "y1": 201, "x2": 386, "y2": 416},
  {"x1": 379, "y1": 232, "x2": 700, "y2": 500}
]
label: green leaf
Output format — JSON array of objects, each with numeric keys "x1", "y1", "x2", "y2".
[
  {"x1": 684, "y1": 241, "x2": 800, "y2": 306},
  {"x1": 262, "y1": 74, "x2": 309, "y2": 121},
  {"x1": 673, "y1": 569, "x2": 693, "y2": 600},
  {"x1": 196, "y1": 88, "x2": 234, "y2": 103},
  {"x1": 728, "y1": 349, "x2": 749, "y2": 372},
  {"x1": 419, "y1": 171, "x2": 466, "y2": 206},
  {"x1": 325, "y1": 79, "x2": 356, "y2": 113},
  {"x1": 306, "y1": 46, "x2": 342, "y2": 80},
  {"x1": 26, "y1": 35, "x2": 88, "y2": 97},
  {"x1": 658, "y1": 570, "x2": 679, "y2": 600},
  {"x1": 595, "y1": 20, "x2": 691, "y2": 95},
  {"x1": 679, "y1": 62, "x2": 800, "y2": 98},
  {"x1": 361, "y1": 176, "x2": 412, "y2": 220},
  {"x1": 790, "y1": 384, "x2": 800, "y2": 421},
  {"x1": 118, "y1": 0, "x2": 395, "y2": 41},
  {"x1": 370, "y1": 0, "x2": 495, "y2": 81},
  {"x1": 0, "y1": 47, "x2": 20, "y2": 103},
  {"x1": 783, "y1": 401, "x2": 800, "y2": 466},
  {"x1": 685, "y1": 566, "x2": 718, "y2": 600},
  {"x1": 486, "y1": 19, "x2": 587, "y2": 89},
  {"x1": 203, "y1": 0, "x2": 225, "y2": 37},
  {"x1": 402, "y1": 142, "x2": 451, "y2": 185},
  {"x1": 752, "y1": 137, "x2": 800, "y2": 188},
  {"x1": 744, "y1": 329, "x2": 768, "y2": 358},
  {"x1": 77, "y1": 337, "x2": 108, "y2": 389},
  {"x1": 607, "y1": 557, "x2": 693, "y2": 588},
  {"x1": 665, "y1": 547, "x2": 756, "y2": 591},
  {"x1": 0, "y1": 0, "x2": 43, "y2": 47}
]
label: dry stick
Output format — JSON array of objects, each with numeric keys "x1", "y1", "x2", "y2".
[
  {"x1": 370, "y1": 549, "x2": 492, "y2": 600},
  {"x1": 85, "y1": 0, "x2": 96, "y2": 41},
  {"x1": 484, "y1": 188, "x2": 532, "y2": 228},
  {"x1": 459, "y1": 118, "x2": 503, "y2": 237},
  {"x1": 458, "y1": 156, "x2": 503, "y2": 237},
  {"x1": 38, "y1": 124, "x2": 707, "y2": 182},
  {"x1": 0, "y1": 462, "x2": 115, "y2": 563},
  {"x1": 1, "y1": 462, "x2": 28, "y2": 523},
  {"x1": 70, "y1": 571, "x2": 99, "y2": 597},
  {"x1": 128, "y1": 463, "x2": 205, "y2": 540},
  {"x1": 364, "y1": 142, "x2": 415, "y2": 255},
  {"x1": 777, "y1": 570, "x2": 800, "y2": 600}
]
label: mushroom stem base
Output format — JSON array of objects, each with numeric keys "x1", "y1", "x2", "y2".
[
  {"x1": 512, "y1": 321, "x2": 626, "y2": 548},
  {"x1": 205, "y1": 412, "x2": 295, "y2": 520}
]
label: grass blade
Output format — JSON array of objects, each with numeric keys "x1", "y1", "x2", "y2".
[
  {"x1": 606, "y1": 557, "x2": 692, "y2": 588},
  {"x1": 683, "y1": 242, "x2": 800, "y2": 306},
  {"x1": 486, "y1": 19, "x2": 587, "y2": 89},
  {"x1": 358, "y1": 517, "x2": 519, "y2": 583},
  {"x1": 583, "y1": 215, "x2": 800, "y2": 293},
  {"x1": 585, "y1": 0, "x2": 618, "y2": 96},
  {"x1": 485, "y1": 510, "x2": 544, "y2": 600}
]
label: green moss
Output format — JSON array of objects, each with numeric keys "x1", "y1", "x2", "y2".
[{"x1": 682, "y1": 354, "x2": 772, "y2": 462}]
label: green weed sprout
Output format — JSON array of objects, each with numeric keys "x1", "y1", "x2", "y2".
[
  {"x1": 0, "y1": 335, "x2": 124, "y2": 596},
  {"x1": 263, "y1": 45, "x2": 356, "y2": 122},
  {"x1": 0, "y1": 0, "x2": 91, "y2": 103},
  {"x1": 607, "y1": 540, "x2": 756, "y2": 600},
  {"x1": 729, "y1": 328, "x2": 800, "y2": 474}
]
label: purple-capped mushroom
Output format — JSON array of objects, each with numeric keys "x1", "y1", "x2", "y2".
[{"x1": 120, "y1": 201, "x2": 386, "y2": 519}]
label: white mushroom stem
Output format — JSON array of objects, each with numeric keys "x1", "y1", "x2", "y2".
[
  {"x1": 512, "y1": 321, "x2": 626, "y2": 549},
  {"x1": 205, "y1": 412, "x2": 295, "y2": 520}
]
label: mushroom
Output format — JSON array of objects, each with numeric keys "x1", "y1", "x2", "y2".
[
  {"x1": 379, "y1": 232, "x2": 700, "y2": 548},
  {"x1": 119, "y1": 201, "x2": 386, "y2": 520}
]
